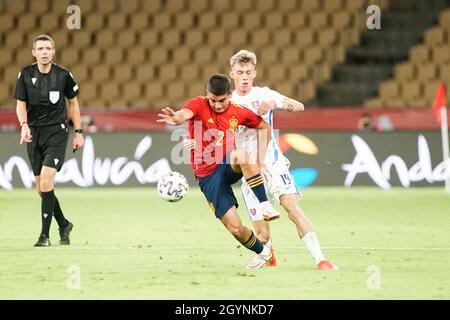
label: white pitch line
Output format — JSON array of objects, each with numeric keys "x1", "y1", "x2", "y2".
[{"x1": 1, "y1": 246, "x2": 450, "y2": 251}]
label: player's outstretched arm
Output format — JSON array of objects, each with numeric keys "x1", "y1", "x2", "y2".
[
  {"x1": 258, "y1": 98, "x2": 305, "y2": 115},
  {"x1": 157, "y1": 107, "x2": 194, "y2": 126}
]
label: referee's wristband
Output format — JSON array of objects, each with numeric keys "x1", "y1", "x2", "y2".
[
  {"x1": 74, "y1": 128, "x2": 83, "y2": 133},
  {"x1": 20, "y1": 121, "x2": 27, "y2": 127}
]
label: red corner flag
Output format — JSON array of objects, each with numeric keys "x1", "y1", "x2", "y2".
[{"x1": 432, "y1": 83, "x2": 446, "y2": 124}]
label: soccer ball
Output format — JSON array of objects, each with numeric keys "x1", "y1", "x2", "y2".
[{"x1": 157, "y1": 171, "x2": 189, "y2": 202}]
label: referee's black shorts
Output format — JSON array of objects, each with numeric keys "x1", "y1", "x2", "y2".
[{"x1": 27, "y1": 123, "x2": 69, "y2": 176}]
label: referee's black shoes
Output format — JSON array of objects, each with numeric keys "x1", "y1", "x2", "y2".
[
  {"x1": 59, "y1": 221, "x2": 73, "y2": 245},
  {"x1": 34, "y1": 235, "x2": 50, "y2": 247}
]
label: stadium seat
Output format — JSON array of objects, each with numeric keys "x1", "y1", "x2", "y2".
[
  {"x1": 401, "y1": 81, "x2": 422, "y2": 103},
  {"x1": 438, "y1": 9, "x2": 450, "y2": 30},
  {"x1": 149, "y1": 47, "x2": 169, "y2": 65},
  {"x1": 175, "y1": 12, "x2": 194, "y2": 29},
  {"x1": 379, "y1": 80, "x2": 400, "y2": 100},
  {"x1": 158, "y1": 64, "x2": 178, "y2": 83},
  {"x1": 274, "y1": 80, "x2": 295, "y2": 98},
  {"x1": 145, "y1": 82, "x2": 165, "y2": 100},
  {"x1": 250, "y1": 29, "x2": 270, "y2": 47},
  {"x1": 141, "y1": 0, "x2": 162, "y2": 13},
  {"x1": 232, "y1": 0, "x2": 253, "y2": 11},
  {"x1": 215, "y1": 47, "x2": 236, "y2": 69},
  {"x1": 254, "y1": 0, "x2": 275, "y2": 12},
  {"x1": 97, "y1": 0, "x2": 117, "y2": 14},
  {"x1": 259, "y1": 47, "x2": 279, "y2": 65},
  {"x1": 166, "y1": 82, "x2": 186, "y2": 104},
  {"x1": 303, "y1": 46, "x2": 323, "y2": 65},
  {"x1": 394, "y1": 63, "x2": 415, "y2": 81},
  {"x1": 95, "y1": 30, "x2": 114, "y2": 48},
  {"x1": 139, "y1": 30, "x2": 159, "y2": 47},
  {"x1": 180, "y1": 64, "x2": 199, "y2": 82},
  {"x1": 277, "y1": 0, "x2": 298, "y2": 12},
  {"x1": 228, "y1": 30, "x2": 248, "y2": 48},
  {"x1": 101, "y1": 82, "x2": 120, "y2": 101},
  {"x1": 317, "y1": 28, "x2": 337, "y2": 47},
  {"x1": 409, "y1": 45, "x2": 430, "y2": 63},
  {"x1": 70, "y1": 66, "x2": 88, "y2": 83},
  {"x1": 219, "y1": 12, "x2": 239, "y2": 30},
  {"x1": 119, "y1": 0, "x2": 141, "y2": 14},
  {"x1": 309, "y1": 11, "x2": 329, "y2": 29},
  {"x1": 210, "y1": 0, "x2": 232, "y2": 11},
  {"x1": 263, "y1": 12, "x2": 285, "y2": 29},
  {"x1": 241, "y1": 12, "x2": 262, "y2": 30},
  {"x1": 71, "y1": 31, "x2": 92, "y2": 48},
  {"x1": 207, "y1": 29, "x2": 227, "y2": 47},
  {"x1": 364, "y1": 97, "x2": 383, "y2": 108},
  {"x1": 423, "y1": 80, "x2": 442, "y2": 101},
  {"x1": 107, "y1": 13, "x2": 127, "y2": 31},
  {"x1": 39, "y1": 13, "x2": 61, "y2": 32},
  {"x1": 293, "y1": 29, "x2": 314, "y2": 48},
  {"x1": 77, "y1": 82, "x2": 97, "y2": 101},
  {"x1": 1, "y1": 48, "x2": 13, "y2": 66},
  {"x1": 81, "y1": 48, "x2": 101, "y2": 67},
  {"x1": 172, "y1": 46, "x2": 192, "y2": 65},
  {"x1": 265, "y1": 65, "x2": 287, "y2": 83},
  {"x1": 135, "y1": 63, "x2": 156, "y2": 83},
  {"x1": 432, "y1": 44, "x2": 450, "y2": 63},
  {"x1": 126, "y1": 47, "x2": 147, "y2": 65},
  {"x1": 0, "y1": 14, "x2": 14, "y2": 33},
  {"x1": 152, "y1": 13, "x2": 172, "y2": 30},
  {"x1": 104, "y1": 48, "x2": 124, "y2": 65},
  {"x1": 345, "y1": 0, "x2": 367, "y2": 11},
  {"x1": 272, "y1": 29, "x2": 292, "y2": 47},
  {"x1": 84, "y1": 13, "x2": 106, "y2": 31},
  {"x1": 29, "y1": 0, "x2": 49, "y2": 15},
  {"x1": 189, "y1": 0, "x2": 209, "y2": 12},
  {"x1": 117, "y1": 30, "x2": 137, "y2": 47},
  {"x1": 184, "y1": 30, "x2": 205, "y2": 48},
  {"x1": 121, "y1": 81, "x2": 142, "y2": 102},
  {"x1": 424, "y1": 27, "x2": 445, "y2": 46},
  {"x1": 193, "y1": 46, "x2": 214, "y2": 63},
  {"x1": 187, "y1": 80, "x2": 206, "y2": 98},
  {"x1": 5, "y1": 0, "x2": 27, "y2": 14},
  {"x1": 90, "y1": 65, "x2": 111, "y2": 83},
  {"x1": 129, "y1": 13, "x2": 150, "y2": 31},
  {"x1": 50, "y1": 29, "x2": 70, "y2": 48},
  {"x1": 59, "y1": 49, "x2": 80, "y2": 67},
  {"x1": 4, "y1": 31, "x2": 24, "y2": 50},
  {"x1": 112, "y1": 65, "x2": 133, "y2": 83},
  {"x1": 286, "y1": 11, "x2": 308, "y2": 29},
  {"x1": 331, "y1": 10, "x2": 351, "y2": 29},
  {"x1": 161, "y1": 29, "x2": 181, "y2": 48},
  {"x1": 165, "y1": 0, "x2": 186, "y2": 12},
  {"x1": 198, "y1": 12, "x2": 218, "y2": 29},
  {"x1": 322, "y1": 0, "x2": 343, "y2": 12},
  {"x1": 50, "y1": 0, "x2": 73, "y2": 13},
  {"x1": 17, "y1": 14, "x2": 38, "y2": 33},
  {"x1": 417, "y1": 63, "x2": 437, "y2": 81}
]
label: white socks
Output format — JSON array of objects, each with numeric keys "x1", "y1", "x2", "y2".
[
  {"x1": 301, "y1": 232, "x2": 326, "y2": 265},
  {"x1": 259, "y1": 244, "x2": 271, "y2": 257}
]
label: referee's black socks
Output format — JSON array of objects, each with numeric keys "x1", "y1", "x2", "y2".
[
  {"x1": 40, "y1": 190, "x2": 55, "y2": 238},
  {"x1": 53, "y1": 196, "x2": 69, "y2": 228},
  {"x1": 245, "y1": 174, "x2": 268, "y2": 203}
]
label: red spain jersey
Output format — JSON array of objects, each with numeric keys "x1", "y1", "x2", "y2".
[{"x1": 183, "y1": 96, "x2": 263, "y2": 177}]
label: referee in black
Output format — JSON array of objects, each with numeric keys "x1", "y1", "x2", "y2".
[{"x1": 15, "y1": 34, "x2": 84, "y2": 247}]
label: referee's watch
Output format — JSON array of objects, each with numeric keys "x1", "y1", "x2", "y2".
[{"x1": 74, "y1": 128, "x2": 83, "y2": 133}]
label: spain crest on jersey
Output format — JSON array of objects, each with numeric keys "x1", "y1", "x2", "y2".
[{"x1": 229, "y1": 117, "x2": 238, "y2": 131}]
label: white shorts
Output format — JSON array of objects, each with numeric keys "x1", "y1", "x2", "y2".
[{"x1": 241, "y1": 160, "x2": 300, "y2": 222}]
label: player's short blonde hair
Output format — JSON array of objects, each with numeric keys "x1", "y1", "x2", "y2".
[
  {"x1": 32, "y1": 34, "x2": 55, "y2": 49},
  {"x1": 229, "y1": 50, "x2": 257, "y2": 68}
]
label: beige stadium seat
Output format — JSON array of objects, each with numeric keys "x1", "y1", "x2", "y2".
[
  {"x1": 175, "y1": 12, "x2": 194, "y2": 29},
  {"x1": 81, "y1": 47, "x2": 102, "y2": 67},
  {"x1": 0, "y1": 14, "x2": 14, "y2": 33},
  {"x1": 385, "y1": 97, "x2": 405, "y2": 108},
  {"x1": 135, "y1": 63, "x2": 156, "y2": 83},
  {"x1": 164, "y1": 0, "x2": 186, "y2": 13},
  {"x1": 121, "y1": 81, "x2": 142, "y2": 101},
  {"x1": 126, "y1": 47, "x2": 147, "y2": 64},
  {"x1": 50, "y1": 29, "x2": 70, "y2": 48},
  {"x1": 95, "y1": 30, "x2": 114, "y2": 48},
  {"x1": 51, "y1": 0, "x2": 72, "y2": 13},
  {"x1": 90, "y1": 65, "x2": 111, "y2": 83},
  {"x1": 142, "y1": 0, "x2": 162, "y2": 13},
  {"x1": 432, "y1": 45, "x2": 450, "y2": 64},
  {"x1": 301, "y1": 0, "x2": 320, "y2": 11},
  {"x1": 4, "y1": 31, "x2": 24, "y2": 50},
  {"x1": 424, "y1": 27, "x2": 445, "y2": 46},
  {"x1": 228, "y1": 30, "x2": 249, "y2": 48},
  {"x1": 364, "y1": 97, "x2": 383, "y2": 108},
  {"x1": 331, "y1": 10, "x2": 351, "y2": 29},
  {"x1": 345, "y1": 0, "x2": 367, "y2": 11},
  {"x1": 84, "y1": 14, "x2": 106, "y2": 31},
  {"x1": 189, "y1": 0, "x2": 209, "y2": 12},
  {"x1": 281, "y1": 46, "x2": 301, "y2": 65},
  {"x1": 409, "y1": 45, "x2": 430, "y2": 63},
  {"x1": 215, "y1": 47, "x2": 235, "y2": 69},
  {"x1": 309, "y1": 12, "x2": 329, "y2": 30},
  {"x1": 379, "y1": 80, "x2": 400, "y2": 99},
  {"x1": 70, "y1": 66, "x2": 88, "y2": 83},
  {"x1": 15, "y1": 47, "x2": 34, "y2": 67},
  {"x1": 139, "y1": 30, "x2": 159, "y2": 47},
  {"x1": 250, "y1": 29, "x2": 270, "y2": 47},
  {"x1": 97, "y1": 0, "x2": 117, "y2": 14},
  {"x1": 293, "y1": 29, "x2": 314, "y2": 48},
  {"x1": 152, "y1": 13, "x2": 172, "y2": 30},
  {"x1": 275, "y1": 81, "x2": 295, "y2": 98},
  {"x1": 71, "y1": 31, "x2": 92, "y2": 48},
  {"x1": 259, "y1": 47, "x2": 279, "y2": 65},
  {"x1": 417, "y1": 63, "x2": 437, "y2": 81},
  {"x1": 440, "y1": 63, "x2": 450, "y2": 82},
  {"x1": 17, "y1": 14, "x2": 38, "y2": 33},
  {"x1": 112, "y1": 65, "x2": 133, "y2": 83},
  {"x1": 201, "y1": 63, "x2": 222, "y2": 79},
  {"x1": 265, "y1": 65, "x2": 287, "y2": 83},
  {"x1": 158, "y1": 64, "x2": 178, "y2": 83},
  {"x1": 117, "y1": 30, "x2": 137, "y2": 47},
  {"x1": 254, "y1": 0, "x2": 275, "y2": 12},
  {"x1": 193, "y1": 46, "x2": 214, "y2": 63},
  {"x1": 187, "y1": 81, "x2": 205, "y2": 98},
  {"x1": 29, "y1": 0, "x2": 49, "y2": 15},
  {"x1": 272, "y1": 29, "x2": 292, "y2": 47},
  {"x1": 210, "y1": 0, "x2": 232, "y2": 11},
  {"x1": 1, "y1": 48, "x2": 14, "y2": 65},
  {"x1": 172, "y1": 46, "x2": 192, "y2": 65},
  {"x1": 207, "y1": 29, "x2": 226, "y2": 47},
  {"x1": 264, "y1": 12, "x2": 284, "y2": 29},
  {"x1": 132, "y1": 98, "x2": 151, "y2": 109},
  {"x1": 241, "y1": 12, "x2": 262, "y2": 30},
  {"x1": 394, "y1": 62, "x2": 415, "y2": 81},
  {"x1": 317, "y1": 28, "x2": 337, "y2": 47},
  {"x1": 129, "y1": 13, "x2": 150, "y2": 31},
  {"x1": 161, "y1": 29, "x2": 180, "y2": 48},
  {"x1": 104, "y1": 48, "x2": 124, "y2": 65},
  {"x1": 77, "y1": 82, "x2": 97, "y2": 101},
  {"x1": 277, "y1": 0, "x2": 299, "y2": 11},
  {"x1": 107, "y1": 13, "x2": 127, "y2": 31},
  {"x1": 39, "y1": 13, "x2": 61, "y2": 32},
  {"x1": 144, "y1": 82, "x2": 165, "y2": 100},
  {"x1": 0, "y1": 84, "x2": 12, "y2": 104},
  {"x1": 314, "y1": 63, "x2": 332, "y2": 83},
  {"x1": 5, "y1": 0, "x2": 27, "y2": 14},
  {"x1": 401, "y1": 81, "x2": 422, "y2": 100},
  {"x1": 298, "y1": 80, "x2": 315, "y2": 101},
  {"x1": 233, "y1": 0, "x2": 253, "y2": 11},
  {"x1": 438, "y1": 9, "x2": 450, "y2": 30},
  {"x1": 180, "y1": 64, "x2": 199, "y2": 82},
  {"x1": 220, "y1": 12, "x2": 239, "y2": 30},
  {"x1": 198, "y1": 12, "x2": 218, "y2": 29},
  {"x1": 322, "y1": 0, "x2": 343, "y2": 12},
  {"x1": 3, "y1": 66, "x2": 22, "y2": 86},
  {"x1": 101, "y1": 82, "x2": 120, "y2": 100},
  {"x1": 149, "y1": 47, "x2": 169, "y2": 65},
  {"x1": 286, "y1": 10, "x2": 308, "y2": 29},
  {"x1": 303, "y1": 46, "x2": 323, "y2": 65},
  {"x1": 166, "y1": 82, "x2": 186, "y2": 102},
  {"x1": 56, "y1": 48, "x2": 81, "y2": 67},
  {"x1": 119, "y1": 0, "x2": 141, "y2": 14},
  {"x1": 423, "y1": 80, "x2": 442, "y2": 101},
  {"x1": 184, "y1": 30, "x2": 205, "y2": 48}
]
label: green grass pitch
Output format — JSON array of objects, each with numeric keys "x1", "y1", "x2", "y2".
[{"x1": 0, "y1": 187, "x2": 449, "y2": 299}]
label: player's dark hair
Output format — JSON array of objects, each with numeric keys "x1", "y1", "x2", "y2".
[{"x1": 207, "y1": 74, "x2": 231, "y2": 96}]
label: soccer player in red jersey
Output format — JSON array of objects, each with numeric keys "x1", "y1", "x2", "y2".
[{"x1": 157, "y1": 74, "x2": 280, "y2": 268}]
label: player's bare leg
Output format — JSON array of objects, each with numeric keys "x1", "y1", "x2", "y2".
[
  {"x1": 230, "y1": 149, "x2": 280, "y2": 221},
  {"x1": 219, "y1": 206, "x2": 272, "y2": 269},
  {"x1": 280, "y1": 194, "x2": 338, "y2": 270},
  {"x1": 252, "y1": 220, "x2": 277, "y2": 266}
]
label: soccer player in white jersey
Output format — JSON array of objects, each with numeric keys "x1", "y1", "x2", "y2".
[{"x1": 229, "y1": 50, "x2": 338, "y2": 270}]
